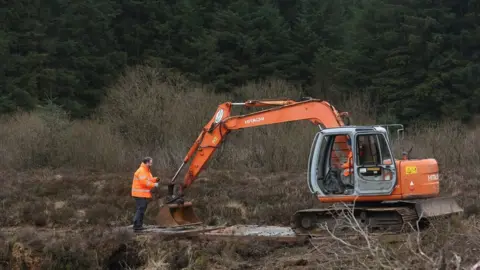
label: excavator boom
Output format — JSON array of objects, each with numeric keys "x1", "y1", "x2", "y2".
[
  {"x1": 175, "y1": 98, "x2": 349, "y2": 192},
  {"x1": 155, "y1": 98, "x2": 352, "y2": 227}
]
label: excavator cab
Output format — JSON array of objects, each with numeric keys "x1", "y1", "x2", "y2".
[{"x1": 307, "y1": 126, "x2": 398, "y2": 198}]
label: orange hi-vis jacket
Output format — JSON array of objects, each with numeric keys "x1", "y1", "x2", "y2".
[
  {"x1": 131, "y1": 163, "x2": 158, "y2": 198},
  {"x1": 341, "y1": 151, "x2": 353, "y2": 177}
]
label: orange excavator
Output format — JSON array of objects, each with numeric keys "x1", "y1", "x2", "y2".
[{"x1": 155, "y1": 97, "x2": 463, "y2": 234}]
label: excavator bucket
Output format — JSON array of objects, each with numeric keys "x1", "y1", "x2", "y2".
[{"x1": 155, "y1": 201, "x2": 202, "y2": 228}]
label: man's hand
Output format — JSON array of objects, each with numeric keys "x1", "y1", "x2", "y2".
[{"x1": 154, "y1": 183, "x2": 159, "y2": 188}]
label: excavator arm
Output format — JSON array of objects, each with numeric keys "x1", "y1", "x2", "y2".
[{"x1": 168, "y1": 98, "x2": 351, "y2": 198}]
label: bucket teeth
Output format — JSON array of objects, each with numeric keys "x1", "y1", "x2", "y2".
[{"x1": 155, "y1": 201, "x2": 202, "y2": 228}]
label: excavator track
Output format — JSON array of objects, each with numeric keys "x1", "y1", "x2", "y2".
[{"x1": 290, "y1": 202, "x2": 423, "y2": 237}]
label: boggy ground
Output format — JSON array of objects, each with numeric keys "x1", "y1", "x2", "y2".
[
  {"x1": 0, "y1": 168, "x2": 318, "y2": 229},
  {"x1": 1, "y1": 168, "x2": 479, "y2": 270}
]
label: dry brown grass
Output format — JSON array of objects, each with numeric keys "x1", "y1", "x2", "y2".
[{"x1": 1, "y1": 66, "x2": 479, "y2": 269}]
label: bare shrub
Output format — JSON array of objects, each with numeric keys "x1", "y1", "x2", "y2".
[
  {"x1": 0, "y1": 110, "x2": 63, "y2": 169},
  {"x1": 54, "y1": 120, "x2": 129, "y2": 171},
  {"x1": 96, "y1": 65, "x2": 231, "y2": 169},
  {"x1": 314, "y1": 203, "x2": 480, "y2": 270},
  {"x1": 0, "y1": 65, "x2": 380, "y2": 172},
  {"x1": 0, "y1": 232, "x2": 10, "y2": 268},
  {"x1": 333, "y1": 91, "x2": 378, "y2": 125},
  {"x1": 2, "y1": 64, "x2": 477, "y2": 178},
  {"x1": 0, "y1": 105, "x2": 128, "y2": 171}
]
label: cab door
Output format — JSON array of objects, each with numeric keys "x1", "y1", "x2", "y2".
[
  {"x1": 307, "y1": 130, "x2": 352, "y2": 196},
  {"x1": 353, "y1": 132, "x2": 397, "y2": 195}
]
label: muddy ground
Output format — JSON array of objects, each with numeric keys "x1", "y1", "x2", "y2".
[{"x1": 1, "y1": 168, "x2": 479, "y2": 270}]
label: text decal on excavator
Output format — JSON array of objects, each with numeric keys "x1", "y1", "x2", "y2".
[
  {"x1": 428, "y1": 173, "x2": 439, "y2": 181},
  {"x1": 244, "y1": 117, "x2": 265, "y2": 124},
  {"x1": 405, "y1": 166, "x2": 417, "y2": 174}
]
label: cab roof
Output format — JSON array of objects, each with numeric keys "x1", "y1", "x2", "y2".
[{"x1": 321, "y1": 125, "x2": 388, "y2": 134}]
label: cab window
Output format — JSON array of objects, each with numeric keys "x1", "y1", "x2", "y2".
[{"x1": 356, "y1": 134, "x2": 392, "y2": 166}]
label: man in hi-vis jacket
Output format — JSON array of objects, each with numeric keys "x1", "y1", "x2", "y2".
[{"x1": 131, "y1": 157, "x2": 159, "y2": 231}]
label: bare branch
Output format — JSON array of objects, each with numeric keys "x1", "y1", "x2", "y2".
[{"x1": 471, "y1": 260, "x2": 480, "y2": 270}]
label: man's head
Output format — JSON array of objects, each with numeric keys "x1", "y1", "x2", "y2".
[{"x1": 142, "y1": 157, "x2": 153, "y2": 167}]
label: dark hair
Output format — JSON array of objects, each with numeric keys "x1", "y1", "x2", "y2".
[{"x1": 142, "y1": 157, "x2": 152, "y2": 164}]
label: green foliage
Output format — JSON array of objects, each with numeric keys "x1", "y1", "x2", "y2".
[
  {"x1": 2, "y1": 0, "x2": 480, "y2": 123},
  {"x1": 331, "y1": 0, "x2": 480, "y2": 123}
]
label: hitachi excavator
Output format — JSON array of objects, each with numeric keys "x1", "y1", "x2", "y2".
[{"x1": 155, "y1": 97, "x2": 463, "y2": 234}]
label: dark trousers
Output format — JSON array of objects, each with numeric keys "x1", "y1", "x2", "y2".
[{"x1": 133, "y1": 197, "x2": 149, "y2": 229}]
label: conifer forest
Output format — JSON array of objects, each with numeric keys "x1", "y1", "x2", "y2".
[{"x1": 3, "y1": 0, "x2": 480, "y2": 124}]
